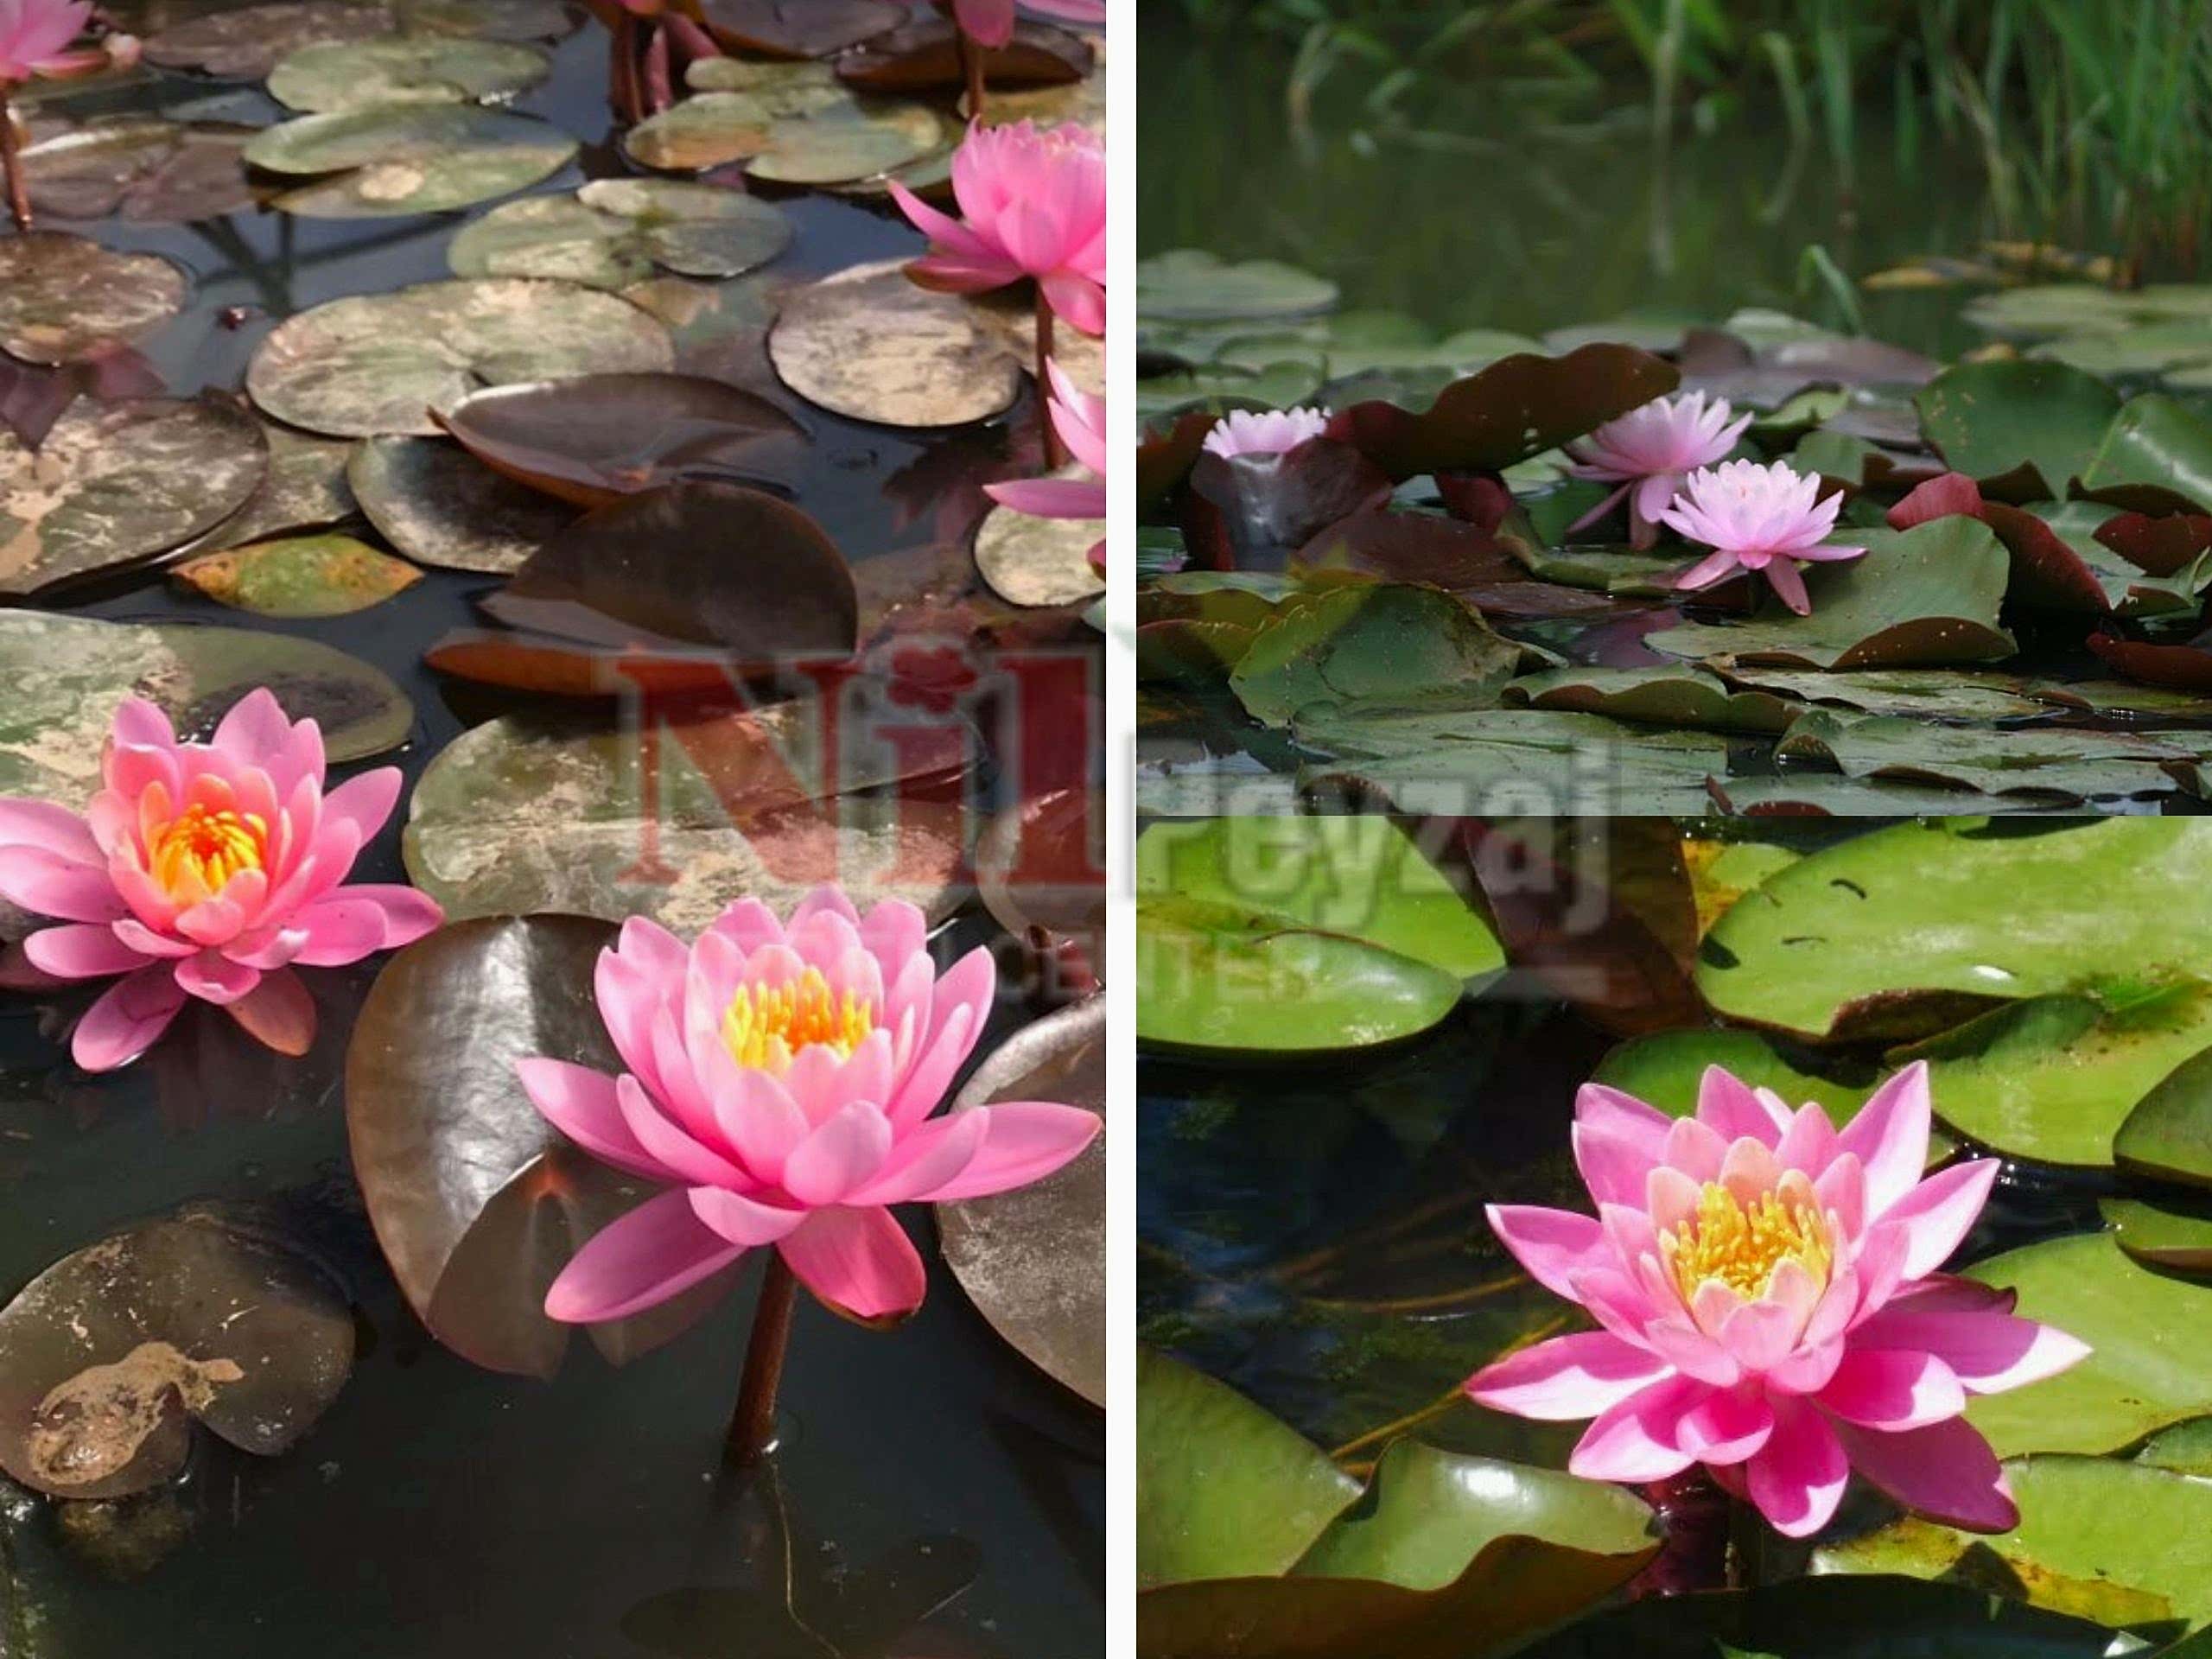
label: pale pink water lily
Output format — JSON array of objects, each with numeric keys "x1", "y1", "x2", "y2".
[
  {"x1": 517, "y1": 887, "x2": 1100, "y2": 1326},
  {"x1": 987, "y1": 357, "x2": 1104, "y2": 569},
  {"x1": 889, "y1": 119, "x2": 1105, "y2": 335},
  {"x1": 1658, "y1": 457, "x2": 1865, "y2": 615},
  {"x1": 0, "y1": 690, "x2": 443, "y2": 1071},
  {"x1": 1201, "y1": 406, "x2": 1332, "y2": 461},
  {"x1": 1566, "y1": 390, "x2": 1752, "y2": 550},
  {"x1": 1465, "y1": 1064, "x2": 2088, "y2": 1539}
]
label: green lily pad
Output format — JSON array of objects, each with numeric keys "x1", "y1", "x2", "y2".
[
  {"x1": 171, "y1": 533, "x2": 422, "y2": 616},
  {"x1": 1696, "y1": 818, "x2": 2212, "y2": 1040},
  {"x1": 1135, "y1": 816, "x2": 1503, "y2": 1055},
  {"x1": 1648, "y1": 518, "x2": 2017, "y2": 671},
  {"x1": 620, "y1": 76, "x2": 856, "y2": 172},
  {"x1": 246, "y1": 277, "x2": 673, "y2": 438},
  {"x1": 2079, "y1": 394, "x2": 2212, "y2": 515},
  {"x1": 1815, "y1": 1457, "x2": 2212, "y2": 1635},
  {"x1": 1773, "y1": 709, "x2": 2202, "y2": 804},
  {"x1": 2100, "y1": 1197, "x2": 2212, "y2": 1273},
  {"x1": 1963, "y1": 283, "x2": 2194, "y2": 339},
  {"x1": 18, "y1": 115, "x2": 257, "y2": 223},
  {"x1": 266, "y1": 36, "x2": 549, "y2": 110},
  {"x1": 1136, "y1": 251, "x2": 1339, "y2": 323},
  {"x1": 393, "y1": 0, "x2": 575, "y2": 38},
  {"x1": 1503, "y1": 667, "x2": 1799, "y2": 734},
  {"x1": 2113, "y1": 1044, "x2": 2212, "y2": 1190},
  {"x1": 244, "y1": 104, "x2": 575, "y2": 218},
  {"x1": 1913, "y1": 359, "x2": 2120, "y2": 498},
  {"x1": 2139, "y1": 1417, "x2": 2212, "y2": 1475},
  {"x1": 0, "y1": 232, "x2": 187, "y2": 366},
  {"x1": 1966, "y1": 1230, "x2": 2212, "y2": 1458},
  {"x1": 1717, "y1": 666, "x2": 2055, "y2": 721},
  {"x1": 1138, "y1": 1352, "x2": 1658, "y2": 1659},
  {"x1": 143, "y1": 1, "x2": 391, "y2": 79},
  {"x1": 1508, "y1": 541, "x2": 1696, "y2": 596},
  {"x1": 401, "y1": 702, "x2": 967, "y2": 934},
  {"x1": 2041, "y1": 319, "x2": 2212, "y2": 384},
  {"x1": 1230, "y1": 584, "x2": 1522, "y2": 728},
  {"x1": 1, "y1": 396, "x2": 267, "y2": 596},
  {"x1": 448, "y1": 180, "x2": 791, "y2": 290},
  {"x1": 745, "y1": 103, "x2": 944, "y2": 184},
  {"x1": 766, "y1": 258, "x2": 1020, "y2": 428},
  {"x1": 0, "y1": 609, "x2": 411, "y2": 810},
  {"x1": 346, "y1": 435, "x2": 575, "y2": 571}
]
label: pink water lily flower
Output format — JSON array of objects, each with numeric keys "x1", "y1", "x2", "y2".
[
  {"x1": 1659, "y1": 457, "x2": 1866, "y2": 615},
  {"x1": 1465, "y1": 1065, "x2": 2088, "y2": 1539},
  {"x1": 889, "y1": 120, "x2": 1105, "y2": 335},
  {"x1": 0, "y1": 0, "x2": 100, "y2": 80},
  {"x1": 0, "y1": 690, "x2": 443, "y2": 1071},
  {"x1": 1567, "y1": 390, "x2": 1752, "y2": 550},
  {"x1": 517, "y1": 887, "x2": 1101, "y2": 1326},
  {"x1": 1202, "y1": 406, "x2": 1332, "y2": 460},
  {"x1": 987, "y1": 357, "x2": 1104, "y2": 570}
]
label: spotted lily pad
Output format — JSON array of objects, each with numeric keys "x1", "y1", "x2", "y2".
[
  {"x1": 203, "y1": 421, "x2": 358, "y2": 549},
  {"x1": 0, "y1": 610, "x2": 412, "y2": 807},
  {"x1": 2079, "y1": 394, "x2": 2212, "y2": 516},
  {"x1": 767, "y1": 258, "x2": 1021, "y2": 428},
  {"x1": 172, "y1": 532, "x2": 422, "y2": 616},
  {"x1": 0, "y1": 232, "x2": 187, "y2": 366},
  {"x1": 244, "y1": 104, "x2": 575, "y2": 218},
  {"x1": 1912, "y1": 359, "x2": 2121, "y2": 499},
  {"x1": 401, "y1": 702, "x2": 968, "y2": 932},
  {"x1": 974, "y1": 498, "x2": 1103, "y2": 607},
  {"x1": 347, "y1": 434, "x2": 575, "y2": 570},
  {"x1": 622, "y1": 79, "x2": 851, "y2": 172},
  {"x1": 246, "y1": 277, "x2": 673, "y2": 437},
  {"x1": 938, "y1": 996, "x2": 1103, "y2": 1407},
  {"x1": 266, "y1": 35, "x2": 550, "y2": 111},
  {"x1": 745, "y1": 103, "x2": 945, "y2": 185},
  {"x1": 143, "y1": 0, "x2": 392, "y2": 79},
  {"x1": 0, "y1": 396, "x2": 267, "y2": 595},
  {"x1": 448, "y1": 179, "x2": 792, "y2": 290},
  {"x1": 1503, "y1": 666, "x2": 1799, "y2": 734},
  {"x1": 0, "y1": 1209, "x2": 354, "y2": 1499},
  {"x1": 694, "y1": 0, "x2": 905, "y2": 58},
  {"x1": 18, "y1": 116, "x2": 257, "y2": 223},
  {"x1": 1775, "y1": 709, "x2": 2204, "y2": 804}
]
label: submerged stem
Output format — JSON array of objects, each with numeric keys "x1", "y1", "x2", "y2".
[
  {"x1": 1, "y1": 90, "x2": 29, "y2": 233},
  {"x1": 956, "y1": 26, "x2": 987, "y2": 121},
  {"x1": 1034, "y1": 288, "x2": 1065, "y2": 469},
  {"x1": 725, "y1": 1254, "x2": 798, "y2": 1466}
]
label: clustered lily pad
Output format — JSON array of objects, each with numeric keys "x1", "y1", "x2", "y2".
[
  {"x1": 449, "y1": 179, "x2": 793, "y2": 289},
  {"x1": 0, "y1": 232, "x2": 187, "y2": 365},
  {"x1": 243, "y1": 103, "x2": 577, "y2": 218}
]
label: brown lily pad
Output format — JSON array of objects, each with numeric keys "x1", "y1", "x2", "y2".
[
  {"x1": 938, "y1": 996, "x2": 1104, "y2": 1408},
  {"x1": 171, "y1": 532, "x2": 422, "y2": 616},
  {"x1": 0, "y1": 1209, "x2": 354, "y2": 1499},
  {"x1": 143, "y1": 0, "x2": 392, "y2": 79},
  {"x1": 433, "y1": 372, "x2": 808, "y2": 508},
  {"x1": 696, "y1": 0, "x2": 904, "y2": 58},
  {"x1": 0, "y1": 233, "x2": 188, "y2": 367},
  {"x1": 18, "y1": 116, "x2": 257, "y2": 223},
  {"x1": 200, "y1": 421, "x2": 358, "y2": 550},
  {"x1": 0, "y1": 395, "x2": 268, "y2": 596},
  {"x1": 346, "y1": 914, "x2": 739, "y2": 1379},
  {"x1": 246, "y1": 277, "x2": 673, "y2": 438},
  {"x1": 476, "y1": 480, "x2": 858, "y2": 662},
  {"x1": 768, "y1": 258, "x2": 1020, "y2": 428},
  {"x1": 347, "y1": 434, "x2": 575, "y2": 571},
  {"x1": 835, "y1": 16, "x2": 1090, "y2": 94}
]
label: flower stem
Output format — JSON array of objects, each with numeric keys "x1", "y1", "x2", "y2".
[
  {"x1": 0, "y1": 92, "x2": 30, "y2": 234},
  {"x1": 1726, "y1": 1492, "x2": 1763, "y2": 1590},
  {"x1": 1034, "y1": 288, "x2": 1065, "y2": 469},
  {"x1": 724, "y1": 1253, "x2": 797, "y2": 1466},
  {"x1": 956, "y1": 27, "x2": 987, "y2": 121}
]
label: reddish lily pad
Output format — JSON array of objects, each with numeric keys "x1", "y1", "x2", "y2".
[
  {"x1": 0, "y1": 233, "x2": 187, "y2": 366},
  {"x1": 171, "y1": 532, "x2": 422, "y2": 616},
  {"x1": 695, "y1": 0, "x2": 905, "y2": 58},
  {"x1": 834, "y1": 17, "x2": 1090, "y2": 94},
  {"x1": 348, "y1": 435, "x2": 575, "y2": 572},
  {"x1": 1188, "y1": 442, "x2": 1393, "y2": 560},
  {"x1": 18, "y1": 116, "x2": 257, "y2": 223},
  {"x1": 143, "y1": 1, "x2": 391, "y2": 79},
  {"x1": 1292, "y1": 507, "x2": 1522, "y2": 588},
  {"x1": 433, "y1": 372, "x2": 807, "y2": 508},
  {"x1": 0, "y1": 1209, "x2": 353, "y2": 1499}
]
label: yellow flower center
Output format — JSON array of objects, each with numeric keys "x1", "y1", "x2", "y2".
[
  {"x1": 149, "y1": 804, "x2": 267, "y2": 896},
  {"x1": 1660, "y1": 1181, "x2": 1831, "y2": 1303},
  {"x1": 721, "y1": 968, "x2": 874, "y2": 1074}
]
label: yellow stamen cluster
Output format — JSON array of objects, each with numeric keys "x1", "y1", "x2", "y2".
[
  {"x1": 721, "y1": 967, "x2": 874, "y2": 1074},
  {"x1": 149, "y1": 805, "x2": 267, "y2": 896},
  {"x1": 1660, "y1": 1181, "x2": 1831, "y2": 1303}
]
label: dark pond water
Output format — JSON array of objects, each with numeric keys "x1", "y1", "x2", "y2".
[{"x1": 2, "y1": 16, "x2": 1102, "y2": 1657}]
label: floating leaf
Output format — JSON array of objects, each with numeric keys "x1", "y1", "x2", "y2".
[
  {"x1": 393, "y1": 0, "x2": 575, "y2": 38},
  {"x1": 1696, "y1": 818, "x2": 2212, "y2": 1041},
  {"x1": 171, "y1": 532, "x2": 421, "y2": 616},
  {"x1": 0, "y1": 232, "x2": 186, "y2": 366},
  {"x1": 0, "y1": 610, "x2": 412, "y2": 807},
  {"x1": 938, "y1": 996, "x2": 1103, "y2": 1407},
  {"x1": 347, "y1": 434, "x2": 575, "y2": 571},
  {"x1": 247, "y1": 277, "x2": 672, "y2": 438},
  {"x1": 401, "y1": 702, "x2": 967, "y2": 932},
  {"x1": 767, "y1": 258, "x2": 1020, "y2": 428},
  {"x1": 622, "y1": 78, "x2": 855, "y2": 172},
  {"x1": 2101, "y1": 1197, "x2": 2212, "y2": 1272},
  {"x1": 1135, "y1": 816, "x2": 1503, "y2": 1055},
  {"x1": 0, "y1": 395, "x2": 267, "y2": 595},
  {"x1": 346, "y1": 915, "x2": 736, "y2": 1378},
  {"x1": 1774, "y1": 709, "x2": 2202, "y2": 804},
  {"x1": 695, "y1": 0, "x2": 905, "y2": 57},
  {"x1": 1912, "y1": 359, "x2": 2120, "y2": 499},
  {"x1": 266, "y1": 35, "x2": 548, "y2": 109},
  {"x1": 18, "y1": 115, "x2": 257, "y2": 223},
  {"x1": 2079, "y1": 393, "x2": 2212, "y2": 515},
  {"x1": 1135, "y1": 250, "x2": 1338, "y2": 323},
  {"x1": 834, "y1": 16, "x2": 1090, "y2": 95},
  {"x1": 2114, "y1": 1044, "x2": 2212, "y2": 1189},
  {"x1": 203, "y1": 420, "x2": 357, "y2": 550},
  {"x1": 449, "y1": 180, "x2": 791, "y2": 290},
  {"x1": 974, "y1": 499, "x2": 1103, "y2": 607},
  {"x1": 1230, "y1": 583, "x2": 1522, "y2": 728},
  {"x1": 434, "y1": 373, "x2": 806, "y2": 508},
  {"x1": 0, "y1": 1209, "x2": 353, "y2": 1499},
  {"x1": 143, "y1": 0, "x2": 391, "y2": 79},
  {"x1": 244, "y1": 104, "x2": 575, "y2": 218},
  {"x1": 745, "y1": 103, "x2": 946, "y2": 185},
  {"x1": 1503, "y1": 666, "x2": 1798, "y2": 734},
  {"x1": 1647, "y1": 518, "x2": 2016, "y2": 671},
  {"x1": 1716, "y1": 665, "x2": 2051, "y2": 721}
]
